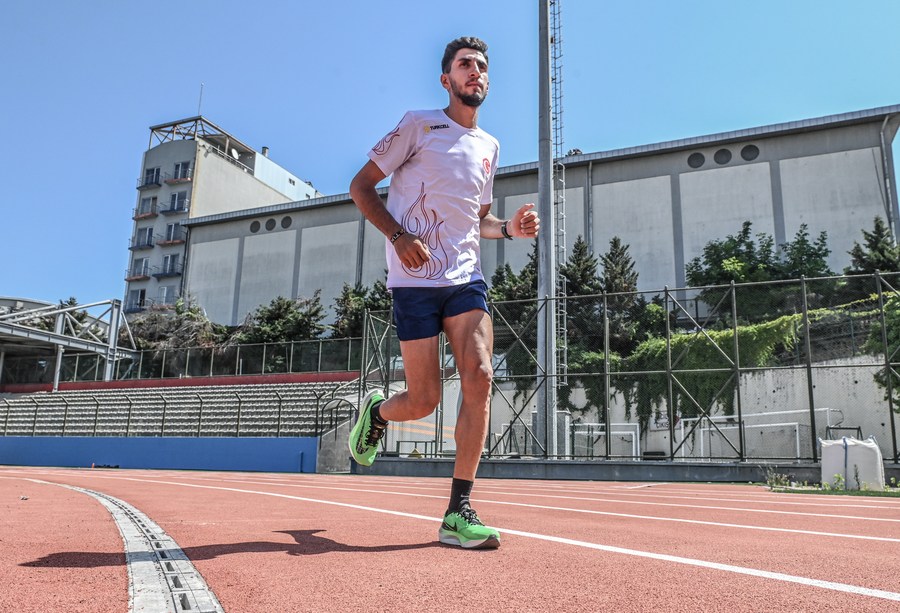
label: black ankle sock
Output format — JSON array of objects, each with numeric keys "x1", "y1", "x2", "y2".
[
  {"x1": 371, "y1": 401, "x2": 388, "y2": 426},
  {"x1": 447, "y1": 478, "x2": 474, "y2": 514}
]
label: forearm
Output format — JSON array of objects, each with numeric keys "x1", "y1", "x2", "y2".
[
  {"x1": 353, "y1": 190, "x2": 403, "y2": 238},
  {"x1": 350, "y1": 172, "x2": 402, "y2": 239},
  {"x1": 479, "y1": 212, "x2": 508, "y2": 240}
]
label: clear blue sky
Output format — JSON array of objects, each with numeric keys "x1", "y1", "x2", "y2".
[{"x1": 2, "y1": 0, "x2": 899, "y2": 304}]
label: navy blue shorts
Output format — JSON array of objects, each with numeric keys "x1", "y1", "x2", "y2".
[{"x1": 391, "y1": 280, "x2": 490, "y2": 341}]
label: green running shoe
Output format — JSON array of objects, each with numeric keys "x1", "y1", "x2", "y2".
[
  {"x1": 348, "y1": 390, "x2": 386, "y2": 466},
  {"x1": 438, "y1": 506, "x2": 500, "y2": 549}
]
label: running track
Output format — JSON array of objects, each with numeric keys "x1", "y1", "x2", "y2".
[{"x1": 2, "y1": 467, "x2": 900, "y2": 612}]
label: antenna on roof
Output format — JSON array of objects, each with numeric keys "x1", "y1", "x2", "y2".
[{"x1": 197, "y1": 82, "x2": 204, "y2": 117}]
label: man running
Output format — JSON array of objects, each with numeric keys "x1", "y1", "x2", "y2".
[{"x1": 348, "y1": 36, "x2": 540, "y2": 549}]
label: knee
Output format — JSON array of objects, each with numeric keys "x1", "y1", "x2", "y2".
[
  {"x1": 407, "y1": 386, "x2": 441, "y2": 419},
  {"x1": 461, "y1": 361, "x2": 493, "y2": 394}
]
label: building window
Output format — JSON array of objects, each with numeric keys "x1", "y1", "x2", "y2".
[
  {"x1": 165, "y1": 223, "x2": 181, "y2": 242},
  {"x1": 288, "y1": 178, "x2": 296, "y2": 186},
  {"x1": 127, "y1": 289, "x2": 146, "y2": 310},
  {"x1": 163, "y1": 253, "x2": 180, "y2": 274},
  {"x1": 136, "y1": 227, "x2": 154, "y2": 247},
  {"x1": 158, "y1": 286, "x2": 176, "y2": 305},
  {"x1": 741, "y1": 145, "x2": 760, "y2": 161},
  {"x1": 144, "y1": 167, "x2": 160, "y2": 185},
  {"x1": 687, "y1": 152, "x2": 705, "y2": 169},
  {"x1": 132, "y1": 257, "x2": 149, "y2": 276},
  {"x1": 138, "y1": 196, "x2": 157, "y2": 215},
  {"x1": 170, "y1": 191, "x2": 188, "y2": 212},
  {"x1": 174, "y1": 161, "x2": 191, "y2": 180}
]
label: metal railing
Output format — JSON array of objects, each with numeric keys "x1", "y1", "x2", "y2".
[
  {"x1": 151, "y1": 263, "x2": 184, "y2": 278},
  {"x1": 160, "y1": 199, "x2": 190, "y2": 215},
  {"x1": 164, "y1": 167, "x2": 193, "y2": 182}
]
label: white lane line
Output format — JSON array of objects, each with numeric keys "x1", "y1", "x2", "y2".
[
  {"x1": 618, "y1": 483, "x2": 669, "y2": 489},
  {"x1": 64, "y1": 472, "x2": 900, "y2": 544},
  {"x1": 26, "y1": 472, "x2": 900, "y2": 604},
  {"x1": 178, "y1": 474, "x2": 900, "y2": 524},
  {"x1": 11, "y1": 477, "x2": 225, "y2": 613}
]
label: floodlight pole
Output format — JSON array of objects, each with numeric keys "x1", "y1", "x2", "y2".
[{"x1": 536, "y1": 0, "x2": 557, "y2": 457}]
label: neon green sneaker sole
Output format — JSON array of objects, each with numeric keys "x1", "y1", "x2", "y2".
[
  {"x1": 348, "y1": 390, "x2": 385, "y2": 466},
  {"x1": 438, "y1": 508, "x2": 500, "y2": 549}
]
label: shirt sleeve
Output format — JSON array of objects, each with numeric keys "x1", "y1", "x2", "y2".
[
  {"x1": 480, "y1": 143, "x2": 500, "y2": 206},
  {"x1": 367, "y1": 112, "x2": 419, "y2": 177}
]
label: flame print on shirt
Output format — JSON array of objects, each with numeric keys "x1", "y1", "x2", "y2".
[
  {"x1": 372, "y1": 124, "x2": 401, "y2": 156},
  {"x1": 400, "y1": 183, "x2": 449, "y2": 279}
]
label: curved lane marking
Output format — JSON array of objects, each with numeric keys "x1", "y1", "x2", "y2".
[{"x1": 22, "y1": 478, "x2": 225, "y2": 613}]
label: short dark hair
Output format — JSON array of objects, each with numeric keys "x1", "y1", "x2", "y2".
[{"x1": 441, "y1": 37, "x2": 489, "y2": 74}]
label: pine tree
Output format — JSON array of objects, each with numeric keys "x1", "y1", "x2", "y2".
[
  {"x1": 846, "y1": 216, "x2": 900, "y2": 275},
  {"x1": 600, "y1": 236, "x2": 639, "y2": 295},
  {"x1": 331, "y1": 278, "x2": 394, "y2": 338},
  {"x1": 331, "y1": 283, "x2": 369, "y2": 338},
  {"x1": 598, "y1": 236, "x2": 643, "y2": 353}
]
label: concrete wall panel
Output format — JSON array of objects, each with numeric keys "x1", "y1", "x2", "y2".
[
  {"x1": 298, "y1": 221, "x2": 359, "y2": 313},
  {"x1": 680, "y1": 163, "x2": 774, "y2": 274},
  {"x1": 780, "y1": 148, "x2": 885, "y2": 272},
  {"x1": 237, "y1": 231, "x2": 297, "y2": 321},
  {"x1": 187, "y1": 238, "x2": 239, "y2": 323},
  {"x1": 593, "y1": 176, "x2": 675, "y2": 292}
]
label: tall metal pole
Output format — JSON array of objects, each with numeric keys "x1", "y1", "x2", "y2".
[{"x1": 537, "y1": 0, "x2": 557, "y2": 457}]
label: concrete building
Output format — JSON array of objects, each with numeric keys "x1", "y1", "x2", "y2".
[
  {"x1": 181, "y1": 105, "x2": 900, "y2": 325},
  {"x1": 125, "y1": 117, "x2": 321, "y2": 314}
]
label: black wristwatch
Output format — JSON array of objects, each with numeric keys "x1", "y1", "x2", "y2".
[{"x1": 501, "y1": 221, "x2": 513, "y2": 240}]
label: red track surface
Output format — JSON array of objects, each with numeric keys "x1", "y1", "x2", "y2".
[{"x1": 2, "y1": 466, "x2": 899, "y2": 612}]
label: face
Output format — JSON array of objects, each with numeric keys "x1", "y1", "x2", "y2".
[{"x1": 441, "y1": 48, "x2": 489, "y2": 107}]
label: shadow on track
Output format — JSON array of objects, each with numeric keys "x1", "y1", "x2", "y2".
[{"x1": 20, "y1": 529, "x2": 442, "y2": 567}]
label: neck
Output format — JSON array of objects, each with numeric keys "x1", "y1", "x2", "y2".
[{"x1": 444, "y1": 99, "x2": 479, "y2": 129}]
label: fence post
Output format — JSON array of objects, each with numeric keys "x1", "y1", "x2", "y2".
[
  {"x1": 92, "y1": 395, "x2": 100, "y2": 436},
  {"x1": 603, "y1": 291, "x2": 611, "y2": 458},
  {"x1": 664, "y1": 286, "x2": 675, "y2": 460},
  {"x1": 196, "y1": 392, "x2": 204, "y2": 437},
  {"x1": 30, "y1": 397, "x2": 38, "y2": 436},
  {"x1": 800, "y1": 276, "x2": 818, "y2": 462},
  {"x1": 159, "y1": 393, "x2": 167, "y2": 436},
  {"x1": 731, "y1": 281, "x2": 745, "y2": 461},
  {"x1": 234, "y1": 392, "x2": 242, "y2": 437},
  {"x1": 125, "y1": 395, "x2": 133, "y2": 436},
  {"x1": 275, "y1": 391, "x2": 283, "y2": 437},
  {"x1": 62, "y1": 397, "x2": 69, "y2": 436},
  {"x1": 1, "y1": 397, "x2": 10, "y2": 436},
  {"x1": 876, "y1": 272, "x2": 900, "y2": 463}
]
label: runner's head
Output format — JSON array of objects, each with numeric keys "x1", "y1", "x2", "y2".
[{"x1": 440, "y1": 37, "x2": 489, "y2": 108}]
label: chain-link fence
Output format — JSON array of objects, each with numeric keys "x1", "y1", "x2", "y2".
[{"x1": 361, "y1": 273, "x2": 900, "y2": 464}]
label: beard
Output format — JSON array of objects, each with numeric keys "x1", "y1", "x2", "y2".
[{"x1": 450, "y1": 80, "x2": 487, "y2": 107}]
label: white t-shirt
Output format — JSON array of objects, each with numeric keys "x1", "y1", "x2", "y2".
[{"x1": 368, "y1": 109, "x2": 500, "y2": 288}]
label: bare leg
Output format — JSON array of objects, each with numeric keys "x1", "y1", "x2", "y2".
[
  {"x1": 442, "y1": 309, "x2": 493, "y2": 481},
  {"x1": 378, "y1": 335, "x2": 442, "y2": 422}
]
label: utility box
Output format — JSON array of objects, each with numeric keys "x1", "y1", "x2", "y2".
[{"x1": 820, "y1": 437, "x2": 885, "y2": 490}]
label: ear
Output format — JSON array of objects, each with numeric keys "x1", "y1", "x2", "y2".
[{"x1": 440, "y1": 73, "x2": 450, "y2": 92}]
